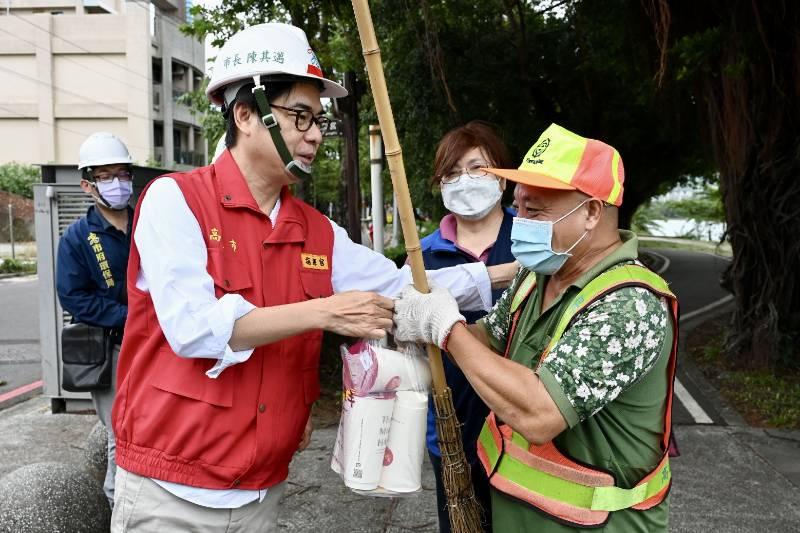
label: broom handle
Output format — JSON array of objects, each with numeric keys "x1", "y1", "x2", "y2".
[{"x1": 351, "y1": 0, "x2": 447, "y2": 391}]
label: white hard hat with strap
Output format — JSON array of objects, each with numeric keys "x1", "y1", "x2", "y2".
[
  {"x1": 206, "y1": 23, "x2": 347, "y2": 181},
  {"x1": 78, "y1": 132, "x2": 133, "y2": 170}
]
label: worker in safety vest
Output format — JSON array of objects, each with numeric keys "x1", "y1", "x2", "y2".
[
  {"x1": 110, "y1": 23, "x2": 517, "y2": 532},
  {"x1": 394, "y1": 124, "x2": 678, "y2": 532}
]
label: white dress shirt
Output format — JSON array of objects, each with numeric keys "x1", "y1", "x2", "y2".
[{"x1": 133, "y1": 177, "x2": 494, "y2": 508}]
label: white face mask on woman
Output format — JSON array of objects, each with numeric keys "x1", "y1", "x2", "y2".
[{"x1": 441, "y1": 175, "x2": 502, "y2": 220}]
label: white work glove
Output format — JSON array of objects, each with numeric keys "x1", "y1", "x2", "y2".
[{"x1": 393, "y1": 285, "x2": 465, "y2": 349}]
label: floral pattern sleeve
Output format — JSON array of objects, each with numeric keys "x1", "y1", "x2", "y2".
[
  {"x1": 478, "y1": 269, "x2": 527, "y2": 353},
  {"x1": 539, "y1": 286, "x2": 670, "y2": 423}
]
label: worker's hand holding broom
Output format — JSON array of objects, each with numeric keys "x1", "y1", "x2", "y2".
[{"x1": 393, "y1": 285, "x2": 465, "y2": 349}]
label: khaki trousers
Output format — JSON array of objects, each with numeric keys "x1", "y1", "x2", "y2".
[{"x1": 110, "y1": 468, "x2": 286, "y2": 532}]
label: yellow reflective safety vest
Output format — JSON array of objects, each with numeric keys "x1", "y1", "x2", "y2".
[{"x1": 477, "y1": 264, "x2": 679, "y2": 528}]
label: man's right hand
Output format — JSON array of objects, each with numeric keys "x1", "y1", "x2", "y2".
[{"x1": 318, "y1": 291, "x2": 394, "y2": 339}]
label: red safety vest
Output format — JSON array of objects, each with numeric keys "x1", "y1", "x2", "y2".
[
  {"x1": 477, "y1": 264, "x2": 678, "y2": 528},
  {"x1": 112, "y1": 149, "x2": 334, "y2": 490}
]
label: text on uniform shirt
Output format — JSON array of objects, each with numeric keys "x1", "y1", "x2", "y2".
[{"x1": 87, "y1": 232, "x2": 115, "y2": 288}]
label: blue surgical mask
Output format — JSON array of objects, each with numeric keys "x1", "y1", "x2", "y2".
[{"x1": 510, "y1": 200, "x2": 590, "y2": 275}]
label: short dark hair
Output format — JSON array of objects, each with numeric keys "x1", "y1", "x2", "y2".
[
  {"x1": 223, "y1": 78, "x2": 325, "y2": 148},
  {"x1": 431, "y1": 121, "x2": 513, "y2": 187}
]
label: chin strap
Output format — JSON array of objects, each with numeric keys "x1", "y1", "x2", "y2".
[
  {"x1": 251, "y1": 80, "x2": 312, "y2": 181},
  {"x1": 90, "y1": 186, "x2": 127, "y2": 211},
  {"x1": 85, "y1": 168, "x2": 113, "y2": 210},
  {"x1": 93, "y1": 189, "x2": 114, "y2": 210}
]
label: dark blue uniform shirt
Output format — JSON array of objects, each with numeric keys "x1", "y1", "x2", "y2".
[
  {"x1": 421, "y1": 207, "x2": 516, "y2": 461},
  {"x1": 56, "y1": 205, "x2": 131, "y2": 330}
]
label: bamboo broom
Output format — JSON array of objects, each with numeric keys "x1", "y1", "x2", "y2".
[{"x1": 351, "y1": 2, "x2": 483, "y2": 531}]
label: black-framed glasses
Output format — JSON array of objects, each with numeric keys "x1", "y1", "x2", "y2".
[
  {"x1": 270, "y1": 104, "x2": 334, "y2": 133},
  {"x1": 91, "y1": 170, "x2": 133, "y2": 184},
  {"x1": 440, "y1": 165, "x2": 494, "y2": 185}
]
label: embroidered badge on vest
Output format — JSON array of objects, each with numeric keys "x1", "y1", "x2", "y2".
[{"x1": 301, "y1": 253, "x2": 329, "y2": 270}]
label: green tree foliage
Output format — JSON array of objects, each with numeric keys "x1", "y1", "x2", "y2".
[
  {"x1": 360, "y1": 0, "x2": 715, "y2": 223},
  {"x1": 632, "y1": 182, "x2": 724, "y2": 238},
  {"x1": 664, "y1": 185, "x2": 724, "y2": 223},
  {"x1": 0, "y1": 163, "x2": 39, "y2": 199},
  {"x1": 182, "y1": 0, "x2": 713, "y2": 225}
]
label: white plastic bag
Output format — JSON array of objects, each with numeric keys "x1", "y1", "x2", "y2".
[
  {"x1": 341, "y1": 339, "x2": 431, "y2": 395},
  {"x1": 332, "y1": 339, "x2": 430, "y2": 496}
]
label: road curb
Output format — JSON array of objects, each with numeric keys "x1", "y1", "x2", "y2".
[
  {"x1": 0, "y1": 272, "x2": 36, "y2": 280},
  {"x1": 0, "y1": 380, "x2": 43, "y2": 411},
  {"x1": 639, "y1": 250, "x2": 667, "y2": 273},
  {"x1": 677, "y1": 299, "x2": 749, "y2": 427}
]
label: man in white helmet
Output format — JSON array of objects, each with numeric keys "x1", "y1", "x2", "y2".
[
  {"x1": 56, "y1": 131, "x2": 135, "y2": 509},
  {"x1": 110, "y1": 23, "x2": 517, "y2": 531}
]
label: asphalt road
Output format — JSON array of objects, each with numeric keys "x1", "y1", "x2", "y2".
[
  {"x1": 0, "y1": 275, "x2": 40, "y2": 402},
  {"x1": 643, "y1": 248, "x2": 732, "y2": 427}
]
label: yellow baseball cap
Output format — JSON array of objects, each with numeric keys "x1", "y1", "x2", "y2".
[{"x1": 485, "y1": 123, "x2": 625, "y2": 206}]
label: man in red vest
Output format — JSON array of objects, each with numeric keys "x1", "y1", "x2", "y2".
[{"x1": 110, "y1": 23, "x2": 515, "y2": 532}]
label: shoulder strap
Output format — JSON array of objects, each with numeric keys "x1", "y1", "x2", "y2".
[
  {"x1": 503, "y1": 270, "x2": 538, "y2": 358},
  {"x1": 510, "y1": 270, "x2": 537, "y2": 314},
  {"x1": 549, "y1": 264, "x2": 675, "y2": 350}
]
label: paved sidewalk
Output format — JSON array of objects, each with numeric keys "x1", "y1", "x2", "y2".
[{"x1": 1, "y1": 396, "x2": 799, "y2": 532}]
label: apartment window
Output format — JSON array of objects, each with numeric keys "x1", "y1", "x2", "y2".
[
  {"x1": 153, "y1": 122, "x2": 164, "y2": 164},
  {"x1": 152, "y1": 58, "x2": 162, "y2": 84},
  {"x1": 172, "y1": 61, "x2": 189, "y2": 100},
  {"x1": 193, "y1": 68, "x2": 203, "y2": 91}
]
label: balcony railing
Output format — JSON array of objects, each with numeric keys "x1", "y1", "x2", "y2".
[
  {"x1": 172, "y1": 88, "x2": 187, "y2": 102},
  {"x1": 173, "y1": 149, "x2": 205, "y2": 167}
]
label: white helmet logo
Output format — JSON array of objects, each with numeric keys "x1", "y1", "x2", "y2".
[{"x1": 206, "y1": 22, "x2": 347, "y2": 106}]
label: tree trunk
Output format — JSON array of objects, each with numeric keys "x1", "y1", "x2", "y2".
[{"x1": 654, "y1": 1, "x2": 800, "y2": 369}]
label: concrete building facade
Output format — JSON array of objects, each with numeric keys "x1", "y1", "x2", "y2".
[{"x1": 0, "y1": 0, "x2": 206, "y2": 169}]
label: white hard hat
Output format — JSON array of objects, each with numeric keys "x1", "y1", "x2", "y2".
[
  {"x1": 78, "y1": 132, "x2": 133, "y2": 169},
  {"x1": 212, "y1": 135, "x2": 226, "y2": 162},
  {"x1": 206, "y1": 23, "x2": 347, "y2": 107}
]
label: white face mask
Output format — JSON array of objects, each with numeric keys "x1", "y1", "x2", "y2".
[{"x1": 441, "y1": 175, "x2": 502, "y2": 220}]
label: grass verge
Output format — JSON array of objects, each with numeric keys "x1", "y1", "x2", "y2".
[
  {"x1": 686, "y1": 313, "x2": 800, "y2": 429},
  {"x1": 0, "y1": 258, "x2": 36, "y2": 275},
  {"x1": 639, "y1": 236, "x2": 732, "y2": 257}
]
